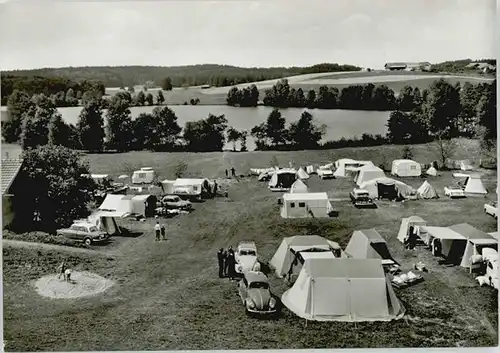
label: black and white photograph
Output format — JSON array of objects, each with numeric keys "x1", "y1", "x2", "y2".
[{"x1": 0, "y1": 0, "x2": 498, "y2": 351}]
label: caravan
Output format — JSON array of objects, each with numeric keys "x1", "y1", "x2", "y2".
[
  {"x1": 280, "y1": 192, "x2": 333, "y2": 219},
  {"x1": 391, "y1": 159, "x2": 422, "y2": 177},
  {"x1": 132, "y1": 167, "x2": 156, "y2": 184}
]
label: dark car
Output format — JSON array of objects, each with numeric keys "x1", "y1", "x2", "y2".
[
  {"x1": 57, "y1": 223, "x2": 108, "y2": 246},
  {"x1": 238, "y1": 271, "x2": 277, "y2": 316},
  {"x1": 349, "y1": 188, "x2": 375, "y2": 207}
]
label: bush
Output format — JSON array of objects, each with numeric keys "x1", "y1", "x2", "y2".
[
  {"x1": 173, "y1": 160, "x2": 188, "y2": 178},
  {"x1": 2, "y1": 229, "x2": 86, "y2": 248}
]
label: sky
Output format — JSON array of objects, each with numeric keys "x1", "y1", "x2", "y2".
[{"x1": 0, "y1": 0, "x2": 496, "y2": 70}]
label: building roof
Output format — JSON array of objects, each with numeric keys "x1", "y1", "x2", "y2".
[{"x1": 1, "y1": 159, "x2": 23, "y2": 195}]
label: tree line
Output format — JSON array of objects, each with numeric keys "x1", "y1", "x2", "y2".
[{"x1": 2, "y1": 63, "x2": 361, "y2": 93}]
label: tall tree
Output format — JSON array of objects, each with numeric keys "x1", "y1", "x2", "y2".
[
  {"x1": 156, "y1": 90, "x2": 165, "y2": 105},
  {"x1": 265, "y1": 109, "x2": 288, "y2": 146},
  {"x1": 145, "y1": 92, "x2": 154, "y2": 106},
  {"x1": 288, "y1": 111, "x2": 326, "y2": 149},
  {"x1": 475, "y1": 81, "x2": 496, "y2": 140},
  {"x1": 239, "y1": 130, "x2": 248, "y2": 152},
  {"x1": 162, "y1": 77, "x2": 173, "y2": 91},
  {"x1": 48, "y1": 113, "x2": 70, "y2": 147},
  {"x1": 183, "y1": 114, "x2": 228, "y2": 152},
  {"x1": 306, "y1": 89, "x2": 316, "y2": 108},
  {"x1": 2, "y1": 90, "x2": 35, "y2": 143},
  {"x1": 77, "y1": 99, "x2": 105, "y2": 152},
  {"x1": 135, "y1": 91, "x2": 146, "y2": 106},
  {"x1": 227, "y1": 127, "x2": 241, "y2": 151},
  {"x1": 65, "y1": 88, "x2": 78, "y2": 106},
  {"x1": 152, "y1": 106, "x2": 182, "y2": 150},
  {"x1": 19, "y1": 94, "x2": 59, "y2": 149},
  {"x1": 106, "y1": 95, "x2": 133, "y2": 152}
]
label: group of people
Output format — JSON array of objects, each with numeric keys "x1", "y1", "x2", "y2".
[
  {"x1": 225, "y1": 167, "x2": 237, "y2": 178},
  {"x1": 154, "y1": 221, "x2": 167, "y2": 241},
  {"x1": 57, "y1": 261, "x2": 73, "y2": 282},
  {"x1": 217, "y1": 246, "x2": 236, "y2": 279}
]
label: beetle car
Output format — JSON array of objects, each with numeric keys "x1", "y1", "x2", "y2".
[
  {"x1": 235, "y1": 241, "x2": 261, "y2": 274},
  {"x1": 317, "y1": 168, "x2": 335, "y2": 180},
  {"x1": 484, "y1": 201, "x2": 498, "y2": 219},
  {"x1": 57, "y1": 223, "x2": 108, "y2": 246},
  {"x1": 444, "y1": 186, "x2": 466, "y2": 199},
  {"x1": 238, "y1": 271, "x2": 278, "y2": 315},
  {"x1": 161, "y1": 195, "x2": 193, "y2": 210}
]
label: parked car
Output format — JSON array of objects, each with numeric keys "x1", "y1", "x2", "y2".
[
  {"x1": 444, "y1": 186, "x2": 466, "y2": 198},
  {"x1": 317, "y1": 168, "x2": 335, "y2": 180},
  {"x1": 161, "y1": 195, "x2": 193, "y2": 210},
  {"x1": 238, "y1": 271, "x2": 277, "y2": 315},
  {"x1": 57, "y1": 223, "x2": 108, "y2": 246},
  {"x1": 349, "y1": 188, "x2": 375, "y2": 207},
  {"x1": 482, "y1": 248, "x2": 499, "y2": 289},
  {"x1": 484, "y1": 201, "x2": 498, "y2": 219},
  {"x1": 235, "y1": 241, "x2": 261, "y2": 274}
]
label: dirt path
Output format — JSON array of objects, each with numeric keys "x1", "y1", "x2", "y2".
[{"x1": 2, "y1": 239, "x2": 121, "y2": 257}]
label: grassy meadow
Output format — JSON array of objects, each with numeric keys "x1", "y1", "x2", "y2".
[{"x1": 2, "y1": 140, "x2": 498, "y2": 350}]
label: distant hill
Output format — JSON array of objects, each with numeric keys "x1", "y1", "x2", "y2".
[{"x1": 1, "y1": 63, "x2": 362, "y2": 89}]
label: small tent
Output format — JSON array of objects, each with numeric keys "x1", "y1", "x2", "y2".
[
  {"x1": 416, "y1": 181, "x2": 439, "y2": 199},
  {"x1": 281, "y1": 192, "x2": 333, "y2": 219},
  {"x1": 397, "y1": 216, "x2": 427, "y2": 243},
  {"x1": 127, "y1": 194, "x2": 157, "y2": 218},
  {"x1": 296, "y1": 167, "x2": 310, "y2": 180},
  {"x1": 345, "y1": 229, "x2": 398, "y2": 265},
  {"x1": 354, "y1": 165, "x2": 385, "y2": 186},
  {"x1": 463, "y1": 175, "x2": 487, "y2": 195},
  {"x1": 391, "y1": 159, "x2": 422, "y2": 177},
  {"x1": 268, "y1": 169, "x2": 297, "y2": 191},
  {"x1": 132, "y1": 167, "x2": 156, "y2": 184},
  {"x1": 358, "y1": 177, "x2": 415, "y2": 200},
  {"x1": 289, "y1": 179, "x2": 309, "y2": 193},
  {"x1": 281, "y1": 258, "x2": 405, "y2": 322},
  {"x1": 448, "y1": 223, "x2": 498, "y2": 268},
  {"x1": 269, "y1": 235, "x2": 341, "y2": 278},
  {"x1": 426, "y1": 166, "x2": 438, "y2": 176},
  {"x1": 306, "y1": 165, "x2": 315, "y2": 174}
]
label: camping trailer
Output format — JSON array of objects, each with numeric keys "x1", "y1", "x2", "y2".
[
  {"x1": 132, "y1": 167, "x2": 156, "y2": 184},
  {"x1": 170, "y1": 178, "x2": 214, "y2": 200},
  {"x1": 391, "y1": 159, "x2": 422, "y2": 177},
  {"x1": 281, "y1": 258, "x2": 405, "y2": 322},
  {"x1": 281, "y1": 192, "x2": 333, "y2": 218}
]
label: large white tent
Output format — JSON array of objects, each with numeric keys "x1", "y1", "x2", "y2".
[
  {"x1": 281, "y1": 258, "x2": 405, "y2": 322},
  {"x1": 98, "y1": 195, "x2": 133, "y2": 216},
  {"x1": 358, "y1": 177, "x2": 415, "y2": 200},
  {"x1": 269, "y1": 235, "x2": 342, "y2": 278},
  {"x1": 421, "y1": 226, "x2": 467, "y2": 264},
  {"x1": 463, "y1": 175, "x2": 488, "y2": 195},
  {"x1": 334, "y1": 159, "x2": 373, "y2": 178},
  {"x1": 344, "y1": 229, "x2": 398, "y2": 265},
  {"x1": 391, "y1": 159, "x2": 422, "y2": 177},
  {"x1": 354, "y1": 165, "x2": 386, "y2": 186},
  {"x1": 281, "y1": 192, "x2": 333, "y2": 218}
]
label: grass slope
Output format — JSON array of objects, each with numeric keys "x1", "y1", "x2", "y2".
[{"x1": 3, "y1": 141, "x2": 498, "y2": 350}]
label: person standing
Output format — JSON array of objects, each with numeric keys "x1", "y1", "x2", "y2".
[
  {"x1": 217, "y1": 248, "x2": 226, "y2": 278},
  {"x1": 226, "y1": 246, "x2": 236, "y2": 280},
  {"x1": 225, "y1": 169, "x2": 228, "y2": 178},
  {"x1": 161, "y1": 224, "x2": 166, "y2": 240},
  {"x1": 154, "y1": 221, "x2": 161, "y2": 241},
  {"x1": 231, "y1": 167, "x2": 236, "y2": 178},
  {"x1": 57, "y1": 261, "x2": 67, "y2": 280}
]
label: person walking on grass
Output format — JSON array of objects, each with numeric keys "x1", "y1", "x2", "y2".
[
  {"x1": 154, "y1": 221, "x2": 161, "y2": 241},
  {"x1": 57, "y1": 261, "x2": 67, "y2": 280},
  {"x1": 231, "y1": 167, "x2": 236, "y2": 178},
  {"x1": 161, "y1": 224, "x2": 166, "y2": 240},
  {"x1": 217, "y1": 248, "x2": 226, "y2": 278},
  {"x1": 225, "y1": 169, "x2": 228, "y2": 178}
]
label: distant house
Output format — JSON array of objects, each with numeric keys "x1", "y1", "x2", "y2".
[
  {"x1": 466, "y1": 62, "x2": 496, "y2": 73},
  {"x1": 384, "y1": 62, "x2": 432, "y2": 71},
  {"x1": 2, "y1": 158, "x2": 23, "y2": 228}
]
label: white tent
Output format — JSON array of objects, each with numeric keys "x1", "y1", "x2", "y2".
[
  {"x1": 132, "y1": 167, "x2": 156, "y2": 184},
  {"x1": 422, "y1": 226, "x2": 467, "y2": 264},
  {"x1": 416, "y1": 181, "x2": 439, "y2": 199},
  {"x1": 426, "y1": 166, "x2": 438, "y2": 176},
  {"x1": 460, "y1": 160, "x2": 474, "y2": 171},
  {"x1": 334, "y1": 159, "x2": 372, "y2": 178},
  {"x1": 269, "y1": 235, "x2": 342, "y2": 278},
  {"x1": 296, "y1": 167, "x2": 310, "y2": 180},
  {"x1": 344, "y1": 229, "x2": 398, "y2": 265},
  {"x1": 289, "y1": 179, "x2": 309, "y2": 193},
  {"x1": 397, "y1": 216, "x2": 427, "y2": 243},
  {"x1": 306, "y1": 165, "x2": 316, "y2": 174},
  {"x1": 250, "y1": 167, "x2": 275, "y2": 176},
  {"x1": 281, "y1": 192, "x2": 333, "y2": 219},
  {"x1": 358, "y1": 177, "x2": 415, "y2": 200},
  {"x1": 391, "y1": 159, "x2": 422, "y2": 177},
  {"x1": 448, "y1": 223, "x2": 498, "y2": 268},
  {"x1": 463, "y1": 175, "x2": 487, "y2": 195},
  {"x1": 354, "y1": 165, "x2": 385, "y2": 186},
  {"x1": 268, "y1": 169, "x2": 297, "y2": 191},
  {"x1": 98, "y1": 195, "x2": 132, "y2": 216},
  {"x1": 281, "y1": 258, "x2": 405, "y2": 322}
]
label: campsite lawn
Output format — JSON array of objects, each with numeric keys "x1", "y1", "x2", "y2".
[{"x1": 3, "y1": 140, "x2": 498, "y2": 350}]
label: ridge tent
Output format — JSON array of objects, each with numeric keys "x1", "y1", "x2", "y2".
[
  {"x1": 132, "y1": 167, "x2": 156, "y2": 184},
  {"x1": 281, "y1": 258, "x2": 405, "y2": 322},
  {"x1": 268, "y1": 169, "x2": 297, "y2": 191},
  {"x1": 98, "y1": 194, "x2": 133, "y2": 216},
  {"x1": 426, "y1": 166, "x2": 438, "y2": 176},
  {"x1": 306, "y1": 165, "x2": 315, "y2": 174},
  {"x1": 296, "y1": 167, "x2": 310, "y2": 180},
  {"x1": 289, "y1": 179, "x2": 309, "y2": 193},
  {"x1": 448, "y1": 223, "x2": 498, "y2": 268},
  {"x1": 286, "y1": 250, "x2": 340, "y2": 284},
  {"x1": 463, "y1": 175, "x2": 487, "y2": 195},
  {"x1": 345, "y1": 229, "x2": 398, "y2": 265},
  {"x1": 358, "y1": 177, "x2": 415, "y2": 200},
  {"x1": 281, "y1": 192, "x2": 333, "y2": 219},
  {"x1": 354, "y1": 165, "x2": 385, "y2": 186},
  {"x1": 270, "y1": 235, "x2": 341, "y2": 278},
  {"x1": 397, "y1": 216, "x2": 427, "y2": 243},
  {"x1": 345, "y1": 161, "x2": 375, "y2": 179},
  {"x1": 422, "y1": 226, "x2": 467, "y2": 264},
  {"x1": 128, "y1": 194, "x2": 157, "y2": 218},
  {"x1": 416, "y1": 181, "x2": 439, "y2": 199},
  {"x1": 391, "y1": 159, "x2": 422, "y2": 177}
]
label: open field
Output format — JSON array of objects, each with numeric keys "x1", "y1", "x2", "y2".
[
  {"x1": 103, "y1": 71, "x2": 494, "y2": 105},
  {"x1": 3, "y1": 141, "x2": 498, "y2": 350}
]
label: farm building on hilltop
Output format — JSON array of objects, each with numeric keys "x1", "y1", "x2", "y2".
[
  {"x1": 465, "y1": 62, "x2": 496, "y2": 73},
  {"x1": 384, "y1": 62, "x2": 432, "y2": 71}
]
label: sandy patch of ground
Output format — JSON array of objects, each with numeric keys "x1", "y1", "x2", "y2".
[{"x1": 34, "y1": 271, "x2": 114, "y2": 299}]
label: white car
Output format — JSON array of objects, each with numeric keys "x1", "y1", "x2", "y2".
[
  {"x1": 484, "y1": 201, "x2": 498, "y2": 219},
  {"x1": 317, "y1": 168, "x2": 335, "y2": 180},
  {"x1": 235, "y1": 241, "x2": 261, "y2": 274},
  {"x1": 444, "y1": 186, "x2": 465, "y2": 198},
  {"x1": 483, "y1": 248, "x2": 499, "y2": 289}
]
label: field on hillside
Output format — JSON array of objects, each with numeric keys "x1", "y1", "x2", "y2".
[
  {"x1": 104, "y1": 71, "x2": 494, "y2": 106},
  {"x1": 3, "y1": 141, "x2": 498, "y2": 351}
]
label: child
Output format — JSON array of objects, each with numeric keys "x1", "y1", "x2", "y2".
[
  {"x1": 161, "y1": 224, "x2": 166, "y2": 240},
  {"x1": 64, "y1": 268, "x2": 72, "y2": 282},
  {"x1": 154, "y1": 221, "x2": 161, "y2": 241},
  {"x1": 57, "y1": 261, "x2": 66, "y2": 280}
]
